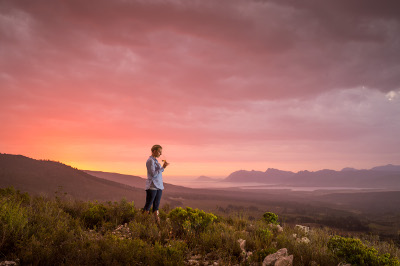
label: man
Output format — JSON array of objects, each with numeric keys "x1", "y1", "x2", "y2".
[{"x1": 143, "y1": 144, "x2": 170, "y2": 223}]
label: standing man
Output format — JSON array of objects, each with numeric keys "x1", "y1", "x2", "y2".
[{"x1": 143, "y1": 144, "x2": 170, "y2": 223}]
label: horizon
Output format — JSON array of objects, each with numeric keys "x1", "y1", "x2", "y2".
[
  {"x1": 1, "y1": 1, "x2": 400, "y2": 177},
  {"x1": 2, "y1": 152, "x2": 398, "y2": 180}
]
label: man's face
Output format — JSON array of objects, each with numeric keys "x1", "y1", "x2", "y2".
[{"x1": 152, "y1": 148, "x2": 162, "y2": 158}]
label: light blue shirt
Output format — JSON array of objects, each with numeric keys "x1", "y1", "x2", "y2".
[{"x1": 145, "y1": 156, "x2": 164, "y2": 190}]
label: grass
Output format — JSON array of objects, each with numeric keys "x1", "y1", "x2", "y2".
[{"x1": 0, "y1": 186, "x2": 399, "y2": 265}]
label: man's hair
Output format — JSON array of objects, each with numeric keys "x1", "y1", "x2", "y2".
[{"x1": 151, "y1": 144, "x2": 162, "y2": 152}]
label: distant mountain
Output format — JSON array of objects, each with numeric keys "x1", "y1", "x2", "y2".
[
  {"x1": 341, "y1": 167, "x2": 358, "y2": 172},
  {"x1": 223, "y1": 165, "x2": 400, "y2": 189},
  {"x1": 195, "y1": 176, "x2": 218, "y2": 181},
  {"x1": 370, "y1": 164, "x2": 400, "y2": 172},
  {"x1": 225, "y1": 168, "x2": 295, "y2": 183}
]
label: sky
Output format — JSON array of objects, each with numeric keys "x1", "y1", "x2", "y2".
[{"x1": 1, "y1": 0, "x2": 400, "y2": 178}]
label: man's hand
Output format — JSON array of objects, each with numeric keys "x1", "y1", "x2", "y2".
[{"x1": 163, "y1": 161, "x2": 170, "y2": 168}]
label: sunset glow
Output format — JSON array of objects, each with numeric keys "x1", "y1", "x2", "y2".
[{"x1": 1, "y1": 1, "x2": 400, "y2": 178}]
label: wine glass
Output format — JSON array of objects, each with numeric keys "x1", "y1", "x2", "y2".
[{"x1": 160, "y1": 154, "x2": 167, "y2": 166}]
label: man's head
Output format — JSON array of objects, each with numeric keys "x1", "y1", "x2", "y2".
[{"x1": 151, "y1": 144, "x2": 162, "y2": 158}]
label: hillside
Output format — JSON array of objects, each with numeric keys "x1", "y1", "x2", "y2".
[
  {"x1": 0, "y1": 154, "x2": 145, "y2": 203},
  {"x1": 1, "y1": 188, "x2": 399, "y2": 265},
  {"x1": 84, "y1": 170, "x2": 189, "y2": 193}
]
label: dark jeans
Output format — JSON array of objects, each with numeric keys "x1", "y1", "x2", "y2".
[{"x1": 143, "y1": 189, "x2": 163, "y2": 212}]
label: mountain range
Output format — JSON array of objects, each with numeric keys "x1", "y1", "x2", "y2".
[{"x1": 224, "y1": 165, "x2": 400, "y2": 189}]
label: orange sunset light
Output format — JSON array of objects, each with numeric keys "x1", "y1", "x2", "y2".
[{"x1": 1, "y1": 1, "x2": 400, "y2": 179}]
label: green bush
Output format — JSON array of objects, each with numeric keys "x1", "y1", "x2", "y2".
[
  {"x1": 328, "y1": 235, "x2": 399, "y2": 266},
  {"x1": 105, "y1": 198, "x2": 136, "y2": 225},
  {"x1": 0, "y1": 196, "x2": 29, "y2": 251},
  {"x1": 18, "y1": 197, "x2": 82, "y2": 265},
  {"x1": 168, "y1": 207, "x2": 217, "y2": 236},
  {"x1": 0, "y1": 187, "x2": 30, "y2": 204},
  {"x1": 263, "y1": 212, "x2": 279, "y2": 225},
  {"x1": 82, "y1": 202, "x2": 107, "y2": 228},
  {"x1": 245, "y1": 221, "x2": 275, "y2": 252}
]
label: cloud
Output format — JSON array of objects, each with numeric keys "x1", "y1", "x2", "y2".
[
  {"x1": 1, "y1": 0, "x2": 399, "y2": 174},
  {"x1": 2, "y1": 0, "x2": 400, "y2": 102}
]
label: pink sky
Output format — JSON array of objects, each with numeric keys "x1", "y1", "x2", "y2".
[{"x1": 1, "y1": 0, "x2": 400, "y2": 177}]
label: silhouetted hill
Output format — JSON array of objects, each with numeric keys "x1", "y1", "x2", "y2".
[
  {"x1": 84, "y1": 170, "x2": 145, "y2": 188},
  {"x1": 224, "y1": 165, "x2": 400, "y2": 189},
  {"x1": 0, "y1": 154, "x2": 146, "y2": 202}
]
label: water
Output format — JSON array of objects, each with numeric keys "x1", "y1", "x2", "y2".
[{"x1": 164, "y1": 178, "x2": 376, "y2": 191}]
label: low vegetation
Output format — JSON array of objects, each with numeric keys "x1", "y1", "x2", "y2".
[{"x1": 0, "y1": 187, "x2": 399, "y2": 265}]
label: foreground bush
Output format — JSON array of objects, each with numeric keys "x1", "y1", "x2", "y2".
[
  {"x1": 328, "y1": 236, "x2": 399, "y2": 266},
  {"x1": 168, "y1": 207, "x2": 217, "y2": 237},
  {"x1": 263, "y1": 211, "x2": 279, "y2": 225}
]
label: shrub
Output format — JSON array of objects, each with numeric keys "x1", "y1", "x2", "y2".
[
  {"x1": 105, "y1": 198, "x2": 136, "y2": 225},
  {"x1": 152, "y1": 240, "x2": 187, "y2": 265},
  {"x1": 263, "y1": 212, "x2": 279, "y2": 225},
  {"x1": 168, "y1": 207, "x2": 217, "y2": 236},
  {"x1": 328, "y1": 235, "x2": 400, "y2": 266},
  {"x1": 245, "y1": 221, "x2": 275, "y2": 252},
  {"x1": 82, "y1": 202, "x2": 107, "y2": 228},
  {"x1": 0, "y1": 187, "x2": 30, "y2": 204},
  {"x1": 0, "y1": 197, "x2": 29, "y2": 251}
]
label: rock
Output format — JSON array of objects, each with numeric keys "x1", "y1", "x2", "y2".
[
  {"x1": 295, "y1": 225, "x2": 310, "y2": 234},
  {"x1": 238, "y1": 239, "x2": 246, "y2": 252},
  {"x1": 337, "y1": 263, "x2": 351, "y2": 266},
  {"x1": 187, "y1": 259, "x2": 199, "y2": 265},
  {"x1": 268, "y1": 223, "x2": 283, "y2": 233},
  {"x1": 275, "y1": 255, "x2": 293, "y2": 266},
  {"x1": 296, "y1": 237, "x2": 310, "y2": 244},
  {"x1": 190, "y1": 255, "x2": 202, "y2": 260},
  {"x1": 0, "y1": 262, "x2": 17, "y2": 266},
  {"x1": 262, "y1": 248, "x2": 293, "y2": 266},
  {"x1": 276, "y1": 225, "x2": 283, "y2": 232}
]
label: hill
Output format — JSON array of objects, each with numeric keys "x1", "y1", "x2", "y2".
[
  {"x1": 0, "y1": 153, "x2": 146, "y2": 203},
  {"x1": 0, "y1": 154, "x2": 218, "y2": 208},
  {"x1": 1, "y1": 188, "x2": 399, "y2": 265},
  {"x1": 84, "y1": 170, "x2": 189, "y2": 193}
]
